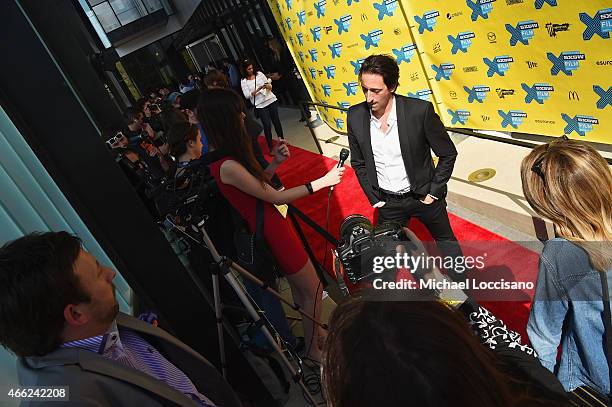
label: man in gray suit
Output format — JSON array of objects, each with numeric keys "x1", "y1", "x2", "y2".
[{"x1": 0, "y1": 232, "x2": 241, "y2": 406}]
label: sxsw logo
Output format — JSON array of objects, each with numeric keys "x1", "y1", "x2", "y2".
[
  {"x1": 522, "y1": 83, "x2": 554, "y2": 104},
  {"x1": 447, "y1": 109, "x2": 470, "y2": 125},
  {"x1": 373, "y1": 0, "x2": 399, "y2": 21},
  {"x1": 343, "y1": 81, "x2": 359, "y2": 96},
  {"x1": 463, "y1": 66, "x2": 478, "y2": 72},
  {"x1": 393, "y1": 44, "x2": 417, "y2": 64},
  {"x1": 466, "y1": 0, "x2": 495, "y2": 22},
  {"x1": 448, "y1": 31, "x2": 475, "y2": 54},
  {"x1": 579, "y1": 8, "x2": 612, "y2": 40},
  {"x1": 414, "y1": 10, "x2": 439, "y2": 34},
  {"x1": 337, "y1": 101, "x2": 351, "y2": 111},
  {"x1": 498, "y1": 110, "x2": 527, "y2": 129},
  {"x1": 308, "y1": 48, "x2": 318, "y2": 62},
  {"x1": 408, "y1": 89, "x2": 433, "y2": 101},
  {"x1": 297, "y1": 10, "x2": 306, "y2": 26},
  {"x1": 506, "y1": 20, "x2": 538, "y2": 46},
  {"x1": 464, "y1": 85, "x2": 490, "y2": 103},
  {"x1": 562, "y1": 114, "x2": 599, "y2": 136},
  {"x1": 310, "y1": 26, "x2": 321, "y2": 42},
  {"x1": 431, "y1": 63, "x2": 456, "y2": 81},
  {"x1": 483, "y1": 55, "x2": 514, "y2": 77},
  {"x1": 350, "y1": 58, "x2": 365, "y2": 74},
  {"x1": 324, "y1": 65, "x2": 336, "y2": 79},
  {"x1": 547, "y1": 51, "x2": 585, "y2": 75},
  {"x1": 314, "y1": 0, "x2": 326, "y2": 18},
  {"x1": 334, "y1": 14, "x2": 352, "y2": 34},
  {"x1": 361, "y1": 29, "x2": 383, "y2": 50},
  {"x1": 328, "y1": 42, "x2": 343, "y2": 59}
]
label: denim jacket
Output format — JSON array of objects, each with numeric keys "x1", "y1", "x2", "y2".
[{"x1": 528, "y1": 238, "x2": 611, "y2": 394}]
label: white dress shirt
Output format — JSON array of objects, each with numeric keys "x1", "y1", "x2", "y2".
[{"x1": 370, "y1": 96, "x2": 411, "y2": 195}]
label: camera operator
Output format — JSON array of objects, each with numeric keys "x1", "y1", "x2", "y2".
[{"x1": 198, "y1": 88, "x2": 345, "y2": 363}]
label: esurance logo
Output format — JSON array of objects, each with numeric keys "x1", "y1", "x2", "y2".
[
  {"x1": 579, "y1": 8, "x2": 612, "y2": 40},
  {"x1": 309, "y1": 68, "x2": 317, "y2": 80},
  {"x1": 498, "y1": 110, "x2": 526, "y2": 129},
  {"x1": 414, "y1": 10, "x2": 439, "y2": 34},
  {"x1": 506, "y1": 20, "x2": 538, "y2": 45},
  {"x1": 310, "y1": 26, "x2": 321, "y2": 42},
  {"x1": 466, "y1": 0, "x2": 495, "y2": 22},
  {"x1": 562, "y1": 114, "x2": 599, "y2": 136},
  {"x1": 393, "y1": 44, "x2": 417, "y2": 64},
  {"x1": 547, "y1": 51, "x2": 585, "y2": 75},
  {"x1": 484, "y1": 55, "x2": 514, "y2": 77},
  {"x1": 432, "y1": 63, "x2": 455, "y2": 81},
  {"x1": 522, "y1": 83, "x2": 554, "y2": 104},
  {"x1": 448, "y1": 31, "x2": 475, "y2": 54},
  {"x1": 464, "y1": 85, "x2": 491, "y2": 103}
]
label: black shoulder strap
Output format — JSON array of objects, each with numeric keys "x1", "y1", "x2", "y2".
[{"x1": 599, "y1": 271, "x2": 612, "y2": 395}]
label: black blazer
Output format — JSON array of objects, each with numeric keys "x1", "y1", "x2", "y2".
[{"x1": 347, "y1": 95, "x2": 457, "y2": 205}]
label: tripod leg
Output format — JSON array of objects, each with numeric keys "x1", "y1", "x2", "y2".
[
  {"x1": 223, "y1": 268, "x2": 320, "y2": 406},
  {"x1": 211, "y1": 264, "x2": 227, "y2": 378}
]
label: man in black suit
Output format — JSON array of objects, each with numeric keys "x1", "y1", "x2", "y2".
[{"x1": 348, "y1": 54, "x2": 464, "y2": 280}]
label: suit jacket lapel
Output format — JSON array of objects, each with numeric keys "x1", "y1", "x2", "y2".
[
  {"x1": 360, "y1": 104, "x2": 379, "y2": 189},
  {"x1": 395, "y1": 96, "x2": 414, "y2": 181}
]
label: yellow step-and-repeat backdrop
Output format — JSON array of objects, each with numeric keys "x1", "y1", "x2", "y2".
[{"x1": 268, "y1": 0, "x2": 612, "y2": 144}]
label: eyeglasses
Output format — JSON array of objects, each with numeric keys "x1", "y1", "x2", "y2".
[{"x1": 531, "y1": 135, "x2": 569, "y2": 180}]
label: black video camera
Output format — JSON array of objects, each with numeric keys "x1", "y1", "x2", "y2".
[{"x1": 334, "y1": 215, "x2": 411, "y2": 294}]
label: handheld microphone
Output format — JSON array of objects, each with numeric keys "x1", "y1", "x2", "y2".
[{"x1": 331, "y1": 148, "x2": 350, "y2": 192}]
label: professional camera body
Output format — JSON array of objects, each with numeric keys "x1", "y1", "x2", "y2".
[
  {"x1": 334, "y1": 215, "x2": 410, "y2": 295},
  {"x1": 148, "y1": 159, "x2": 218, "y2": 225}
]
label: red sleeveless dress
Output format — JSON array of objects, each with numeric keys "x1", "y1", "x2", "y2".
[{"x1": 209, "y1": 157, "x2": 308, "y2": 275}]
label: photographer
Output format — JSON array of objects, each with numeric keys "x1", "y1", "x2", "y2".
[
  {"x1": 198, "y1": 88, "x2": 345, "y2": 363},
  {"x1": 240, "y1": 59, "x2": 284, "y2": 154},
  {"x1": 123, "y1": 107, "x2": 170, "y2": 178}
]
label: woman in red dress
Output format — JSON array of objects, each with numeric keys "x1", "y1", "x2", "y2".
[{"x1": 197, "y1": 88, "x2": 345, "y2": 362}]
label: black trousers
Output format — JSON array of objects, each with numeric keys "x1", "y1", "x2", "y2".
[
  {"x1": 377, "y1": 195, "x2": 466, "y2": 281},
  {"x1": 257, "y1": 101, "x2": 284, "y2": 151}
]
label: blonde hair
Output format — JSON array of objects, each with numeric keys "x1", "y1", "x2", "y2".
[{"x1": 521, "y1": 138, "x2": 612, "y2": 271}]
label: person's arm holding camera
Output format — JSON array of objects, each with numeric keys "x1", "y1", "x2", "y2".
[{"x1": 220, "y1": 159, "x2": 344, "y2": 205}]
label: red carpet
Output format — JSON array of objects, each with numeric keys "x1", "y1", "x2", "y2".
[{"x1": 264, "y1": 139, "x2": 535, "y2": 340}]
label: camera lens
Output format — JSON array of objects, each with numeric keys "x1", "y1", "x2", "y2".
[{"x1": 339, "y1": 214, "x2": 372, "y2": 241}]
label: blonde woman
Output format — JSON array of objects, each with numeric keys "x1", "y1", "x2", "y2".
[{"x1": 521, "y1": 136, "x2": 612, "y2": 395}]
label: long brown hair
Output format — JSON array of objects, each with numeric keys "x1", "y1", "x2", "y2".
[
  {"x1": 196, "y1": 88, "x2": 266, "y2": 184},
  {"x1": 322, "y1": 296, "x2": 565, "y2": 406},
  {"x1": 521, "y1": 137, "x2": 612, "y2": 271}
]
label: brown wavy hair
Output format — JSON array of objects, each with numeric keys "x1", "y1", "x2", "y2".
[
  {"x1": 196, "y1": 88, "x2": 266, "y2": 184},
  {"x1": 521, "y1": 137, "x2": 611, "y2": 271},
  {"x1": 322, "y1": 296, "x2": 567, "y2": 406}
]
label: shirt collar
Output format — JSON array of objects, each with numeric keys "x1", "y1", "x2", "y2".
[
  {"x1": 62, "y1": 320, "x2": 120, "y2": 355},
  {"x1": 370, "y1": 95, "x2": 397, "y2": 127}
]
